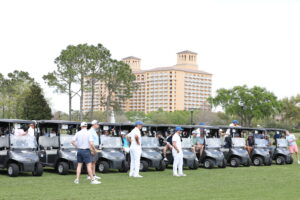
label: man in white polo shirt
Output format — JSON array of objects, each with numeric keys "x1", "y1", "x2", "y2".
[
  {"x1": 127, "y1": 121, "x2": 143, "y2": 178},
  {"x1": 72, "y1": 122, "x2": 100, "y2": 184},
  {"x1": 172, "y1": 126, "x2": 186, "y2": 177},
  {"x1": 88, "y1": 120, "x2": 101, "y2": 181}
]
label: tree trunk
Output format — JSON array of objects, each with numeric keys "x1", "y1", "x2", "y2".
[
  {"x1": 106, "y1": 90, "x2": 111, "y2": 122},
  {"x1": 90, "y1": 78, "x2": 95, "y2": 120},
  {"x1": 79, "y1": 74, "x2": 84, "y2": 121},
  {"x1": 68, "y1": 83, "x2": 72, "y2": 121}
]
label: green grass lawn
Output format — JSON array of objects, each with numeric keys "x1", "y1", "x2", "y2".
[{"x1": 1, "y1": 163, "x2": 300, "y2": 200}]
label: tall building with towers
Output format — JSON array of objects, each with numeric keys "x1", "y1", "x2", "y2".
[{"x1": 83, "y1": 50, "x2": 212, "y2": 113}]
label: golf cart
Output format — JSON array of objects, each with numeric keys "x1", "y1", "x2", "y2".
[
  {"x1": 164, "y1": 125, "x2": 199, "y2": 169},
  {"x1": 219, "y1": 126, "x2": 251, "y2": 167},
  {"x1": 248, "y1": 128, "x2": 272, "y2": 166},
  {"x1": 37, "y1": 120, "x2": 79, "y2": 175},
  {"x1": 140, "y1": 134, "x2": 166, "y2": 171},
  {"x1": 0, "y1": 119, "x2": 43, "y2": 177},
  {"x1": 196, "y1": 126, "x2": 226, "y2": 169},
  {"x1": 265, "y1": 128, "x2": 293, "y2": 165},
  {"x1": 97, "y1": 123, "x2": 129, "y2": 173}
]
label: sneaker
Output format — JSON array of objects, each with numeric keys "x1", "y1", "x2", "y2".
[
  {"x1": 297, "y1": 161, "x2": 300, "y2": 164},
  {"x1": 164, "y1": 158, "x2": 168, "y2": 161},
  {"x1": 129, "y1": 172, "x2": 134, "y2": 177},
  {"x1": 90, "y1": 179, "x2": 101, "y2": 184},
  {"x1": 133, "y1": 175, "x2": 143, "y2": 178},
  {"x1": 74, "y1": 179, "x2": 79, "y2": 184},
  {"x1": 179, "y1": 174, "x2": 187, "y2": 177},
  {"x1": 173, "y1": 174, "x2": 179, "y2": 177},
  {"x1": 94, "y1": 175, "x2": 101, "y2": 180}
]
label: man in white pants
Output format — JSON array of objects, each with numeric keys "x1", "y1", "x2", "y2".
[
  {"x1": 172, "y1": 126, "x2": 186, "y2": 177},
  {"x1": 127, "y1": 121, "x2": 143, "y2": 178}
]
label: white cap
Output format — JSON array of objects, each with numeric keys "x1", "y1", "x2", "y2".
[
  {"x1": 121, "y1": 131, "x2": 126, "y2": 135},
  {"x1": 91, "y1": 120, "x2": 99, "y2": 125},
  {"x1": 80, "y1": 122, "x2": 88, "y2": 127}
]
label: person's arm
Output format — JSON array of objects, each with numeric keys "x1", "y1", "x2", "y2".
[
  {"x1": 172, "y1": 141, "x2": 180, "y2": 153},
  {"x1": 126, "y1": 133, "x2": 132, "y2": 143},
  {"x1": 135, "y1": 134, "x2": 140, "y2": 145},
  {"x1": 71, "y1": 134, "x2": 77, "y2": 148}
]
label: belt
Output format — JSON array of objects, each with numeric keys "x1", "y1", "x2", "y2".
[{"x1": 78, "y1": 148, "x2": 90, "y2": 150}]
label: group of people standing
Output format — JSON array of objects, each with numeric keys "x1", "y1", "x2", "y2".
[{"x1": 71, "y1": 120, "x2": 187, "y2": 185}]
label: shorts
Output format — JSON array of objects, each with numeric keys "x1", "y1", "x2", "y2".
[
  {"x1": 92, "y1": 153, "x2": 99, "y2": 162},
  {"x1": 289, "y1": 145, "x2": 298, "y2": 153},
  {"x1": 77, "y1": 149, "x2": 92, "y2": 164}
]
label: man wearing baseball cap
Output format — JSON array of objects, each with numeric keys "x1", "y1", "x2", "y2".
[
  {"x1": 88, "y1": 120, "x2": 101, "y2": 181},
  {"x1": 127, "y1": 121, "x2": 143, "y2": 178},
  {"x1": 72, "y1": 122, "x2": 100, "y2": 184},
  {"x1": 172, "y1": 126, "x2": 186, "y2": 177}
]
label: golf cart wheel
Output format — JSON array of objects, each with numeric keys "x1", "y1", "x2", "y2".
[
  {"x1": 8, "y1": 163, "x2": 19, "y2": 177},
  {"x1": 140, "y1": 160, "x2": 149, "y2": 172},
  {"x1": 57, "y1": 162, "x2": 69, "y2": 175},
  {"x1": 230, "y1": 157, "x2": 240, "y2": 168},
  {"x1": 276, "y1": 156, "x2": 285, "y2": 165},
  {"x1": 204, "y1": 159, "x2": 213, "y2": 169},
  {"x1": 119, "y1": 161, "x2": 129, "y2": 173},
  {"x1": 253, "y1": 157, "x2": 263, "y2": 166},
  {"x1": 189, "y1": 160, "x2": 199, "y2": 170},
  {"x1": 244, "y1": 158, "x2": 251, "y2": 167},
  {"x1": 285, "y1": 156, "x2": 293, "y2": 164},
  {"x1": 32, "y1": 163, "x2": 43, "y2": 176},
  {"x1": 219, "y1": 159, "x2": 227, "y2": 168},
  {"x1": 156, "y1": 160, "x2": 166, "y2": 171},
  {"x1": 98, "y1": 161, "x2": 109, "y2": 173},
  {"x1": 265, "y1": 158, "x2": 272, "y2": 166}
]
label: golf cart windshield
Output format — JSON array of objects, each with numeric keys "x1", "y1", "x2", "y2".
[
  {"x1": 10, "y1": 135, "x2": 37, "y2": 149},
  {"x1": 141, "y1": 137, "x2": 159, "y2": 148},
  {"x1": 100, "y1": 136, "x2": 122, "y2": 148},
  {"x1": 276, "y1": 139, "x2": 288, "y2": 147},
  {"x1": 255, "y1": 139, "x2": 267, "y2": 147},
  {"x1": 232, "y1": 138, "x2": 246, "y2": 148},
  {"x1": 182, "y1": 138, "x2": 192, "y2": 148},
  {"x1": 205, "y1": 138, "x2": 221, "y2": 148},
  {"x1": 60, "y1": 135, "x2": 74, "y2": 149}
]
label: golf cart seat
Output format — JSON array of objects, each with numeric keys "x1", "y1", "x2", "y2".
[
  {"x1": 220, "y1": 148, "x2": 229, "y2": 153},
  {"x1": 0, "y1": 136, "x2": 9, "y2": 148},
  {"x1": 39, "y1": 136, "x2": 59, "y2": 150}
]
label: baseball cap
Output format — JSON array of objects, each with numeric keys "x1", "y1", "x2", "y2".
[
  {"x1": 134, "y1": 121, "x2": 144, "y2": 126},
  {"x1": 80, "y1": 122, "x2": 88, "y2": 127},
  {"x1": 91, "y1": 120, "x2": 99, "y2": 125},
  {"x1": 199, "y1": 122, "x2": 206, "y2": 125},
  {"x1": 175, "y1": 126, "x2": 183, "y2": 131},
  {"x1": 232, "y1": 120, "x2": 239, "y2": 124}
]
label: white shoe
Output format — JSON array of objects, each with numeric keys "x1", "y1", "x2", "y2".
[
  {"x1": 297, "y1": 161, "x2": 300, "y2": 164},
  {"x1": 164, "y1": 158, "x2": 168, "y2": 161},
  {"x1": 173, "y1": 174, "x2": 179, "y2": 177},
  {"x1": 129, "y1": 172, "x2": 134, "y2": 177},
  {"x1": 90, "y1": 179, "x2": 101, "y2": 184},
  {"x1": 133, "y1": 175, "x2": 143, "y2": 178},
  {"x1": 179, "y1": 174, "x2": 187, "y2": 177},
  {"x1": 94, "y1": 175, "x2": 101, "y2": 180},
  {"x1": 74, "y1": 179, "x2": 79, "y2": 184}
]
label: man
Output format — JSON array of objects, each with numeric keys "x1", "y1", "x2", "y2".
[
  {"x1": 286, "y1": 130, "x2": 300, "y2": 164},
  {"x1": 127, "y1": 121, "x2": 143, "y2": 178},
  {"x1": 28, "y1": 123, "x2": 35, "y2": 137},
  {"x1": 71, "y1": 122, "x2": 100, "y2": 184},
  {"x1": 246, "y1": 133, "x2": 254, "y2": 154},
  {"x1": 156, "y1": 132, "x2": 172, "y2": 161},
  {"x1": 88, "y1": 120, "x2": 101, "y2": 181},
  {"x1": 172, "y1": 126, "x2": 186, "y2": 177},
  {"x1": 230, "y1": 120, "x2": 240, "y2": 127}
]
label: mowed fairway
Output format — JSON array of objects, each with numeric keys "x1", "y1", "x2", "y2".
[{"x1": 0, "y1": 164, "x2": 300, "y2": 200}]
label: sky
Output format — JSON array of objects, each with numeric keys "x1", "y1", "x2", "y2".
[{"x1": 0, "y1": 0, "x2": 299, "y2": 113}]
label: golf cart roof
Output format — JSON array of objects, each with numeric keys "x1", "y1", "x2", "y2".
[
  {"x1": 264, "y1": 128, "x2": 287, "y2": 132},
  {"x1": 0, "y1": 119, "x2": 34, "y2": 124},
  {"x1": 218, "y1": 126, "x2": 265, "y2": 131},
  {"x1": 193, "y1": 125, "x2": 220, "y2": 130},
  {"x1": 37, "y1": 120, "x2": 80, "y2": 125}
]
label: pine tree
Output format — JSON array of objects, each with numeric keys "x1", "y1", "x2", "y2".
[{"x1": 21, "y1": 83, "x2": 52, "y2": 120}]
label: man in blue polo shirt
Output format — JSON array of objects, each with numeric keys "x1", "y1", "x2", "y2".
[{"x1": 72, "y1": 122, "x2": 100, "y2": 184}]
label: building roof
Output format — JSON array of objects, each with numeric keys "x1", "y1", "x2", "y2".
[
  {"x1": 122, "y1": 56, "x2": 141, "y2": 60},
  {"x1": 177, "y1": 50, "x2": 197, "y2": 55},
  {"x1": 135, "y1": 66, "x2": 212, "y2": 75}
]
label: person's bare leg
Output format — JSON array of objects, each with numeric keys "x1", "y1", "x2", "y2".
[
  {"x1": 76, "y1": 163, "x2": 83, "y2": 180},
  {"x1": 86, "y1": 163, "x2": 94, "y2": 180},
  {"x1": 199, "y1": 145, "x2": 204, "y2": 157},
  {"x1": 92, "y1": 161, "x2": 96, "y2": 176},
  {"x1": 163, "y1": 146, "x2": 167, "y2": 158}
]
